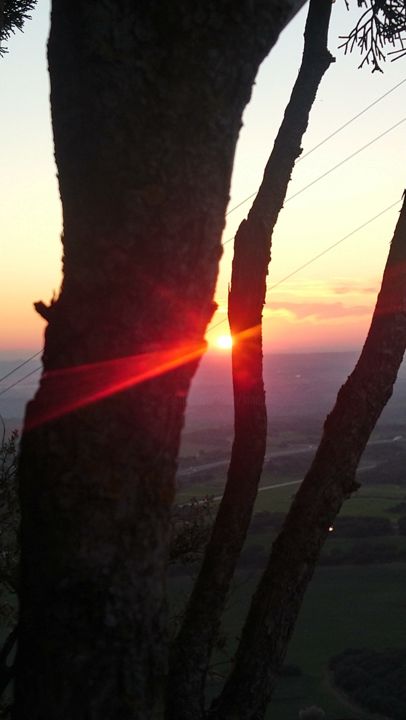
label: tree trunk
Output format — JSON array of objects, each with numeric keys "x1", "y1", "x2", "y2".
[
  {"x1": 0, "y1": 627, "x2": 17, "y2": 696},
  {"x1": 14, "y1": 2, "x2": 306, "y2": 719},
  {"x1": 210, "y1": 195, "x2": 406, "y2": 720},
  {"x1": 167, "y1": 2, "x2": 333, "y2": 717}
]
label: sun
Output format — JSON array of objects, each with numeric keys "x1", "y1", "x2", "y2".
[{"x1": 215, "y1": 334, "x2": 233, "y2": 350}]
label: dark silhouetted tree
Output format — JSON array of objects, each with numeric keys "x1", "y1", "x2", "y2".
[
  {"x1": 11, "y1": 2, "x2": 406, "y2": 719},
  {"x1": 340, "y1": 0, "x2": 406, "y2": 71},
  {"x1": 0, "y1": 0, "x2": 36, "y2": 55},
  {"x1": 14, "y1": 2, "x2": 306, "y2": 719},
  {"x1": 0, "y1": 422, "x2": 18, "y2": 706},
  {"x1": 209, "y1": 193, "x2": 406, "y2": 719}
]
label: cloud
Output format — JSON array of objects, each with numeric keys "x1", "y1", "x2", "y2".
[
  {"x1": 331, "y1": 281, "x2": 378, "y2": 296},
  {"x1": 270, "y1": 278, "x2": 379, "y2": 301},
  {"x1": 267, "y1": 301, "x2": 372, "y2": 321}
]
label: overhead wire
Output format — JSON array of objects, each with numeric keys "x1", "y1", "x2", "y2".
[
  {"x1": 1, "y1": 197, "x2": 402, "y2": 397},
  {"x1": 222, "y1": 116, "x2": 406, "y2": 248},
  {"x1": 284, "y1": 117, "x2": 406, "y2": 204},
  {"x1": 0, "y1": 366, "x2": 42, "y2": 398},
  {"x1": 0, "y1": 350, "x2": 42, "y2": 385},
  {"x1": 208, "y1": 197, "x2": 401, "y2": 334},
  {"x1": 225, "y1": 77, "x2": 406, "y2": 219},
  {"x1": 1, "y1": 81, "x2": 405, "y2": 398},
  {"x1": 267, "y1": 199, "x2": 401, "y2": 293},
  {"x1": 295, "y1": 77, "x2": 406, "y2": 162}
]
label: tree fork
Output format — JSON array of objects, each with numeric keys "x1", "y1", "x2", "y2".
[
  {"x1": 210, "y1": 194, "x2": 406, "y2": 720},
  {"x1": 167, "y1": 2, "x2": 333, "y2": 718}
]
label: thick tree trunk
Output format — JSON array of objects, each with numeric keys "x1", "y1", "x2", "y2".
[
  {"x1": 210, "y1": 195, "x2": 406, "y2": 720},
  {"x1": 167, "y1": 2, "x2": 333, "y2": 717},
  {"x1": 14, "y1": 2, "x2": 306, "y2": 719}
]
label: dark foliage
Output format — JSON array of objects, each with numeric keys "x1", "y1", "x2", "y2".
[
  {"x1": 298, "y1": 707, "x2": 325, "y2": 720},
  {"x1": 331, "y1": 515, "x2": 394, "y2": 537},
  {"x1": 320, "y1": 540, "x2": 406, "y2": 565},
  {"x1": 389, "y1": 501, "x2": 406, "y2": 513},
  {"x1": 330, "y1": 647, "x2": 406, "y2": 720},
  {"x1": 0, "y1": 0, "x2": 36, "y2": 55},
  {"x1": 398, "y1": 515, "x2": 406, "y2": 534},
  {"x1": 238, "y1": 543, "x2": 268, "y2": 569},
  {"x1": 169, "y1": 497, "x2": 214, "y2": 567},
  {"x1": 340, "y1": 0, "x2": 406, "y2": 72},
  {"x1": 277, "y1": 663, "x2": 302, "y2": 677},
  {"x1": 249, "y1": 510, "x2": 286, "y2": 533}
]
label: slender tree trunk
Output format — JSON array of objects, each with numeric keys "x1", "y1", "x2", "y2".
[
  {"x1": 167, "y1": 3, "x2": 333, "y2": 717},
  {"x1": 210, "y1": 195, "x2": 406, "y2": 720},
  {"x1": 14, "y1": 2, "x2": 306, "y2": 719}
]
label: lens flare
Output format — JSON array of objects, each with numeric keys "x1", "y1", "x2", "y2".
[{"x1": 216, "y1": 334, "x2": 233, "y2": 350}]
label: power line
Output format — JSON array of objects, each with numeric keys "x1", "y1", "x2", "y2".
[
  {"x1": 267, "y1": 199, "x2": 401, "y2": 293},
  {"x1": 3, "y1": 84, "x2": 404, "y2": 392},
  {"x1": 225, "y1": 77, "x2": 406, "y2": 219},
  {"x1": 1, "y1": 198, "x2": 401, "y2": 397},
  {"x1": 222, "y1": 116, "x2": 406, "y2": 248},
  {"x1": 298, "y1": 77, "x2": 406, "y2": 163},
  {"x1": 2, "y1": 106, "x2": 405, "y2": 398},
  {"x1": 0, "y1": 350, "x2": 42, "y2": 385},
  {"x1": 0, "y1": 366, "x2": 41, "y2": 398},
  {"x1": 209, "y1": 198, "x2": 401, "y2": 334},
  {"x1": 1, "y1": 199, "x2": 401, "y2": 396},
  {"x1": 285, "y1": 117, "x2": 406, "y2": 204}
]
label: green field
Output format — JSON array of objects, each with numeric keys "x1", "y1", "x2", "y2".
[
  {"x1": 169, "y1": 563, "x2": 406, "y2": 719},
  {"x1": 171, "y1": 479, "x2": 406, "y2": 719},
  {"x1": 271, "y1": 563, "x2": 406, "y2": 719},
  {"x1": 252, "y1": 481, "x2": 406, "y2": 519},
  {"x1": 177, "y1": 477, "x2": 406, "y2": 517}
]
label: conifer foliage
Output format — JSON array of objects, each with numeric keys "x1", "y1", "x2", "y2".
[{"x1": 0, "y1": 1, "x2": 36, "y2": 55}]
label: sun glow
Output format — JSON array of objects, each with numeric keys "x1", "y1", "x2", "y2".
[
  {"x1": 215, "y1": 334, "x2": 233, "y2": 350},
  {"x1": 24, "y1": 343, "x2": 206, "y2": 430}
]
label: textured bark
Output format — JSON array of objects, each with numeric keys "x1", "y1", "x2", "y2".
[
  {"x1": 14, "y1": 2, "x2": 306, "y2": 719},
  {"x1": 210, "y1": 195, "x2": 406, "y2": 720},
  {"x1": 0, "y1": 626, "x2": 17, "y2": 696},
  {"x1": 167, "y1": 2, "x2": 333, "y2": 718}
]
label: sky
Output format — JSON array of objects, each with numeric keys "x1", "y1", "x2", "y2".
[{"x1": 1, "y1": 1, "x2": 406, "y2": 359}]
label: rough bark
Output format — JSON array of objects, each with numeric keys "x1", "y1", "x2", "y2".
[
  {"x1": 210, "y1": 195, "x2": 406, "y2": 720},
  {"x1": 0, "y1": 627, "x2": 17, "y2": 696},
  {"x1": 167, "y1": 2, "x2": 333, "y2": 718},
  {"x1": 14, "y1": 2, "x2": 307, "y2": 719}
]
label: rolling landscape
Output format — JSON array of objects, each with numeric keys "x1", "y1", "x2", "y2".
[
  {"x1": 175, "y1": 351, "x2": 406, "y2": 719},
  {"x1": 2, "y1": 350, "x2": 405, "y2": 719}
]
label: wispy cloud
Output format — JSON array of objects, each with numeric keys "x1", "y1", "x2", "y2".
[
  {"x1": 269, "y1": 277, "x2": 379, "y2": 301},
  {"x1": 330, "y1": 281, "x2": 378, "y2": 296},
  {"x1": 266, "y1": 301, "x2": 372, "y2": 321}
]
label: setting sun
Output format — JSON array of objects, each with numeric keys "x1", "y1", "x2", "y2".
[{"x1": 215, "y1": 334, "x2": 233, "y2": 350}]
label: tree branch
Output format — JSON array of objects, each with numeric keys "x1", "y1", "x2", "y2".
[
  {"x1": 0, "y1": 0, "x2": 36, "y2": 55},
  {"x1": 210, "y1": 193, "x2": 406, "y2": 720},
  {"x1": 339, "y1": 0, "x2": 406, "y2": 72},
  {"x1": 166, "y1": 2, "x2": 334, "y2": 718}
]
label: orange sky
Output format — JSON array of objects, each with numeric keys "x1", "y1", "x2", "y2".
[{"x1": 1, "y1": 3, "x2": 406, "y2": 358}]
